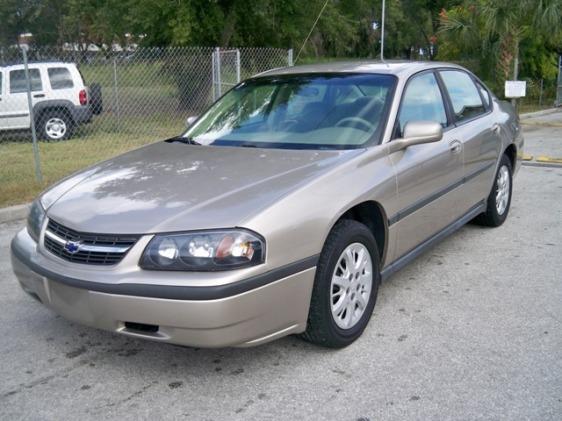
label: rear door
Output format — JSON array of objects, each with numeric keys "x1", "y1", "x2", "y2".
[
  {"x1": 45, "y1": 65, "x2": 78, "y2": 104},
  {"x1": 388, "y1": 70, "x2": 465, "y2": 260},
  {"x1": 438, "y1": 70, "x2": 499, "y2": 213}
]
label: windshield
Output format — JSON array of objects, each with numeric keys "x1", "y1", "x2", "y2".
[{"x1": 183, "y1": 73, "x2": 396, "y2": 149}]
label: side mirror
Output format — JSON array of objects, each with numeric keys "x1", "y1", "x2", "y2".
[
  {"x1": 388, "y1": 121, "x2": 443, "y2": 154},
  {"x1": 186, "y1": 116, "x2": 198, "y2": 127}
]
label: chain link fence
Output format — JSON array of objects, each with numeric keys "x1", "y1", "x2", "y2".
[
  {"x1": 0, "y1": 46, "x2": 292, "y2": 207},
  {"x1": 518, "y1": 77, "x2": 559, "y2": 113}
]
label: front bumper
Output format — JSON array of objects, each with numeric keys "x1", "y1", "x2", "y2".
[{"x1": 10, "y1": 229, "x2": 315, "y2": 348}]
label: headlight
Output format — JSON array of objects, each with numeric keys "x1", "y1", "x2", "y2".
[
  {"x1": 27, "y1": 200, "x2": 46, "y2": 242},
  {"x1": 140, "y1": 229, "x2": 265, "y2": 271}
]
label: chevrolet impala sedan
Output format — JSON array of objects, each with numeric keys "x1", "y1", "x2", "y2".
[{"x1": 11, "y1": 61, "x2": 523, "y2": 348}]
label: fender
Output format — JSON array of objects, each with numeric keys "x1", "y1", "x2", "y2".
[{"x1": 34, "y1": 100, "x2": 76, "y2": 121}]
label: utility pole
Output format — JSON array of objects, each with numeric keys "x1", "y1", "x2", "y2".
[{"x1": 381, "y1": 0, "x2": 386, "y2": 61}]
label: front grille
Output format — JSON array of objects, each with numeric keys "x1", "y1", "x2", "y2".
[{"x1": 43, "y1": 219, "x2": 139, "y2": 265}]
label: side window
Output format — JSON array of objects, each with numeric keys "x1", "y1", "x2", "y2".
[
  {"x1": 48, "y1": 67, "x2": 74, "y2": 90},
  {"x1": 440, "y1": 70, "x2": 485, "y2": 122},
  {"x1": 475, "y1": 81, "x2": 491, "y2": 109},
  {"x1": 398, "y1": 72, "x2": 447, "y2": 135},
  {"x1": 10, "y1": 69, "x2": 42, "y2": 93},
  {"x1": 0, "y1": 71, "x2": 3, "y2": 95}
]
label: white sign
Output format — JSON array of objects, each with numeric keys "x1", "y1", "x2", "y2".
[{"x1": 505, "y1": 81, "x2": 527, "y2": 98}]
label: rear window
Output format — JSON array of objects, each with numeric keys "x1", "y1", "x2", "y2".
[
  {"x1": 48, "y1": 67, "x2": 74, "y2": 90},
  {"x1": 10, "y1": 69, "x2": 42, "y2": 93}
]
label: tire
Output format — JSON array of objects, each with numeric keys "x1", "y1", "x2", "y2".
[
  {"x1": 39, "y1": 110, "x2": 74, "y2": 141},
  {"x1": 474, "y1": 154, "x2": 513, "y2": 227},
  {"x1": 300, "y1": 220, "x2": 380, "y2": 348},
  {"x1": 89, "y1": 83, "x2": 103, "y2": 115}
]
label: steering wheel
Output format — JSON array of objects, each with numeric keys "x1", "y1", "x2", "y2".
[{"x1": 335, "y1": 117, "x2": 375, "y2": 132}]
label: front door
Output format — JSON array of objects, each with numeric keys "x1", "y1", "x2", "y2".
[
  {"x1": 0, "y1": 67, "x2": 44, "y2": 130},
  {"x1": 388, "y1": 71, "x2": 465, "y2": 261}
]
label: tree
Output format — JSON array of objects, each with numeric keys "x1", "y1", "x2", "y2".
[{"x1": 439, "y1": 0, "x2": 562, "y2": 90}]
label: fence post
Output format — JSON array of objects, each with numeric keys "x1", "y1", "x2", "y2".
[
  {"x1": 21, "y1": 46, "x2": 43, "y2": 184},
  {"x1": 215, "y1": 47, "x2": 222, "y2": 98},
  {"x1": 211, "y1": 50, "x2": 216, "y2": 101},
  {"x1": 556, "y1": 55, "x2": 562, "y2": 107},
  {"x1": 288, "y1": 49, "x2": 294, "y2": 66},
  {"x1": 539, "y1": 79, "x2": 543, "y2": 107},
  {"x1": 236, "y1": 49, "x2": 241, "y2": 83},
  {"x1": 112, "y1": 56, "x2": 121, "y2": 131}
]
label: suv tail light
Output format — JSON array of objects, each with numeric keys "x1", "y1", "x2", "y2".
[{"x1": 79, "y1": 89, "x2": 88, "y2": 106}]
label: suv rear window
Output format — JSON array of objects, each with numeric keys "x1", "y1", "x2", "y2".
[
  {"x1": 10, "y1": 69, "x2": 42, "y2": 93},
  {"x1": 48, "y1": 67, "x2": 74, "y2": 90}
]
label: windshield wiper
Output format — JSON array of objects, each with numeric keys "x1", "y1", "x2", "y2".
[{"x1": 165, "y1": 136, "x2": 201, "y2": 145}]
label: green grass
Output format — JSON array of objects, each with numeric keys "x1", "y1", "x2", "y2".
[
  {"x1": 518, "y1": 100, "x2": 557, "y2": 114},
  {"x1": 0, "y1": 114, "x2": 184, "y2": 208}
]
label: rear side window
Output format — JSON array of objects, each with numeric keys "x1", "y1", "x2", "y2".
[
  {"x1": 475, "y1": 81, "x2": 491, "y2": 109},
  {"x1": 48, "y1": 67, "x2": 74, "y2": 90},
  {"x1": 10, "y1": 69, "x2": 42, "y2": 93},
  {"x1": 398, "y1": 72, "x2": 447, "y2": 135},
  {"x1": 440, "y1": 70, "x2": 485, "y2": 122}
]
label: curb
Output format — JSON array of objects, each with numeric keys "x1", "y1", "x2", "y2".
[
  {"x1": 0, "y1": 203, "x2": 30, "y2": 224},
  {"x1": 520, "y1": 108, "x2": 560, "y2": 119}
]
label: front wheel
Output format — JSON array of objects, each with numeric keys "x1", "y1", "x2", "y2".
[
  {"x1": 300, "y1": 220, "x2": 380, "y2": 348},
  {"x1": 474, "y1": 154, "x2": 513, "y2": 227}
]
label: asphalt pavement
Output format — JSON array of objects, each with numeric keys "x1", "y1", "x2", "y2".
[{"x1": 1, "y1": 112, "x2": 561, "y2": 420}]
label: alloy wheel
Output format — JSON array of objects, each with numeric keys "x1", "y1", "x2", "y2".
[{"x1": 330, "y1": 242, "x2": 373, "y2": 329}]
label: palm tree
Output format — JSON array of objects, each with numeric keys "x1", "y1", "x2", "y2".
[{"x1": 440, "y1": 0, "x2": 562, "y2": 86}]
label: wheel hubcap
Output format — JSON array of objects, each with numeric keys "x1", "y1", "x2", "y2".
[
  {"x1": 45, "y1": 118, "x2": 67, "y2": 139},
  {"x1": 330, "y1": 243, "x2": 373, "y2": 330},
  {"x1": 495, "y1": 165, "x2": 510, "y2": 215}
]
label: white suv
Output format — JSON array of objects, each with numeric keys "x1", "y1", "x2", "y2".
[{"x1": 0, "y1": 61, "x2": 102, "y2": 140}]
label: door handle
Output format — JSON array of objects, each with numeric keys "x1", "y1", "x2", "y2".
[
  {"x1": 492, "y1": 123, "x2": 501, "y2": 134},
  {"x1": 449, "y1": 140, "x2": 462, "y2": 154},
  {"x1": 33, "y1": 94, "x2": 45, "y2": 98}
]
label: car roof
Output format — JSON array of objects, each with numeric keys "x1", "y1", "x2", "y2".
[
  {"x1": 0, "y1": 61, "x2": 75, "y2": 70},
  {"x1": 255, "y1": 60, "x2": 466, "y2": 78}
]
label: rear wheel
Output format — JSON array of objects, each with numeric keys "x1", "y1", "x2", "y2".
[
  {"x1": 39, "y1": 111, "x2": 74, "y2": 141},
  {"x1": 300, "y1": 220, "x2": 380, "y2": 348},
  {"x1": 474, "y1": 154, "x2": 513, "y2": 227}
]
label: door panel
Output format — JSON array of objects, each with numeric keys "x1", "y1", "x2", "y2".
[
  {"x1": 1, "y1": 67, "x2": 44, "y2": 130},
  {"x1": 389, "y1": 132, "x2": 464, "y2": 260},
  {"x1": 388, "y1": 71, "x2": 464, "y2": 262},
  {"x1": 452, "y1": 114, "x2": 499, "y2": 211}
]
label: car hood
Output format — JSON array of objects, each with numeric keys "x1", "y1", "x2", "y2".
[{"x1": 44, "y1": 141, "x2": 352, "y2": 234}]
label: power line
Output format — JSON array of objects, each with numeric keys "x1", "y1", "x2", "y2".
[{"x1": 294, "y1": 0, "x2": 330, "y2": 64}]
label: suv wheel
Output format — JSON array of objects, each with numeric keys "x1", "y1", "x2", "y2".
[
  {"x1": 39, "y1": 111, "x2": 74, "y2": 141},
  {"x1": 474, "y1": 154, "x2": 513, "y2": 227},
  {"x1": 300, "y1": 220, "x2": 380, "y2": 348}
]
